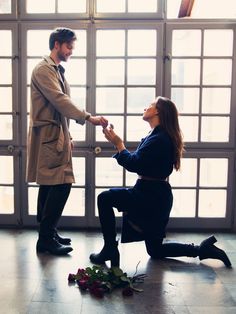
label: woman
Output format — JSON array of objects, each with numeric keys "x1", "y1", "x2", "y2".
[{"x1": 90, "y1": 96, "x2": 231, "y2": 268}]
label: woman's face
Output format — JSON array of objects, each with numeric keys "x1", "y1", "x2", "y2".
[{"x1": 142, "y1": 99, "x2": 158, "y2": 121}]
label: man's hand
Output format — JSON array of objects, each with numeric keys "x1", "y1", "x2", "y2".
[{"x1": 88, "y1": 115, "x2": 108, "y2": 128}]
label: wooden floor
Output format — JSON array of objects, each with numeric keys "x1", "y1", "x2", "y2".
[{"x1": 0, "y1": 229, "x2": 236, "y2": 314}]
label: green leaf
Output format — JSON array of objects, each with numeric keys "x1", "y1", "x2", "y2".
[
  {"x1": 120, "y1": 276, "x2": 131, "y2": 283},
  {"x1": 112, "y1": 267, "x2": 124, "y2": 277}
]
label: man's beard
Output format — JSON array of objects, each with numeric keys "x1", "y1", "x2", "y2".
[{"x1": 57, "y1": 51, "x2": 67, "y2": 62}]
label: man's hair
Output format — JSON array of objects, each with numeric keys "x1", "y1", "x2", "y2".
[{"x1": 49, "y1": 27, "x2": 77, "y2": 50}]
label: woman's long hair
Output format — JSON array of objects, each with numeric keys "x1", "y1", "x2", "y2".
[{"x1": 156, "y1": 97, "x2": 184, "y2": 171}]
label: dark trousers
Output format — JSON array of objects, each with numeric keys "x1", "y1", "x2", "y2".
[
  {"x1": 37, "y1": 183, "x2": 72, "y2": 239},
  {"x1": 98, "y1": 190, "x2": 198, "y2": 258}
]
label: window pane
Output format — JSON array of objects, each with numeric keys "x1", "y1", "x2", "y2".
[
  {"x1": 0, "y1": 115, "x2": 12, "y2": 140},
  {"x1": 28, "y1": 186, "x2": 39, "y2": 215},
  {"x1": 27, "y1": 30, "x2": 51, "y2": 56},
  {"x1": 96, "y1": 116, "x2": 123, "y2": 141},
  {"x1": 0, "y1": 156, "x2": 13, "y2": 184},
  {"x1": 69, "y1": 120, "x2": 86, "y2": 142},
  {"x1": 127, "y1": 88, "x2": 155, "y2": 113},
  {"x1": 126, "y1": 116, "x2": 150, "y2": 141},
  {"x1": 27, "y1": 0, "x2": 55, "y2": 13},
  {"x1": 63, "y1": 59, "x2": 86, "y2": 85},
  {"x1": 201, "y1": 117, "x2": 229, "y2": 142},
  {"x1": 191, "y1": 0, "x2": 236, "y2": 19},
  {"x1": 167, "y1": 0, "x2": 182, "y2": 18},
  {"x1": 127, "y1": 59, "x2": 156, "y2": 85},
  {"x1": 204, "y1": 30, "x2": 233, "y2": 57},
  {"x1": 179, "y1": 116, "x2": 198, "y2": 142},
  {"x1": 0, "y1": 187, "x2": 14, "y2": 214},
  {"x1": 27, "y1": 87, "x2": 30, "y2": 113},
  {"x1": 0, "y1": 59, "x2": 12, "y2": 84},
  {"x1": 128, "y1": 30, "x2": 156, "y2": 56},
  {"x1": 172, "y1": 59, "x2": 200, "y2": 85},
  {"x1": 203, "y1": 60, "x2": 232, "y2": 85},
  {"x1": 169, "y1": 158, "x2": 197, "y2": 187},
  {"x1": 70, "y1": 87, "x2": 86, "y2": 109},
  {"x1": 97, "y1": 30, "x2": 125, "y2": 56},
  {"x1": 202, "y1": 88, "x2": 231, "y2": 114},
  {"x1": 58, "y1": 0, "x2": 86, "y2": 13},
  {"x1": 172, "y1": 30, "x2": 201, "y2": 56},
  {"x1": 73, "y1": 30, "x2": 87, "y2": 57},
  {"x1": 199, "y1": 190, "x2": 226, "y2": 218},
  {"x1": 171, "y1": 189, "x2": 196, "y2": 217},
  {"x1": 96, "y1": 0, "x2": 125, "y2": 12},
  {"x1": 96, "y1": 158, "x2": 123, "y2": 186},
  {"x1": 171, "y1": 88, "x2": 199, "y2": 114},
  {"x1": 96, "y1": 88, "x2": 124, "y2": 113},
  {"x1": 0, "y1": 87, "x2": 12, "y2": 112},
  {"x1": 200, "y1": 158, "x2": 228, "y2": 187},
  {"x1": 27, "y1": 59, "x2": 41, "y2": 84},
  {"x1": 128, "y1": 0, "x2": 157, "y2": 12},
  {"x1": 0, "y1": 30, "x2": 12, "y2": 56},
  {"x1": 0, "y1": 0, "x2": 11, "y2": 13},
  {"x1": 96, "y1": 59, "x2": 125, "y2": 85},
  {"x1": 72, "y1": 157, "x2": 85, "y2": 185},
  {"x1": 167, "y1": 0, "x2": 236, "y2": 19},
  {"x1": 63, "y1": 188, "x2": 85, "y2": 216},
  {"x1": 125, "y1": 171, "x2": 138, "y2": 186}
]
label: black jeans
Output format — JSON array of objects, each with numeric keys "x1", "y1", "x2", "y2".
[
  {"x1": 98, "y1": 190, "x2": 198, "y2": 258},
  {"x1": 37, "y1": 183, "x2": 72, "y2": 239}
]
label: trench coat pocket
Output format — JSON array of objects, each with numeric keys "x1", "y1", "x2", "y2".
[{"x1": 42, "y1": 138, "x2": 68, "y2": 169}]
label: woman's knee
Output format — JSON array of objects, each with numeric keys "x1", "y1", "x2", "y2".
[{"x1": 98, "y1": 190, "x2": 111, "y2": 204}]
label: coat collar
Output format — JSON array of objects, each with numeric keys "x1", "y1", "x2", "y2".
[
  {"x1": 43, "y1": 56, "x2": 65, "y2": 73},
  {"x1": 43, "y1": 56, "x2": 66, "y2": 90}
]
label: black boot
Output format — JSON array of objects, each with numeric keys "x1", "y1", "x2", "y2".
[
  {"x1": 90, "y1": 241, "x2": 120, "y2": 267},
  {"x1": 36, "y1": 237, "x2": 73, "y2": 255},
  {"x1": 54, "y1": 230, "x2": 71, "y2": 245},
  {"x1": 198, "y1": 235, "x2": 232, "y2": 268}
]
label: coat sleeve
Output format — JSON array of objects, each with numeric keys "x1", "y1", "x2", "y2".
[
  {"x1": 113, "y1": 136, "x2": 167, "y2": 174},
  {"x1": 32, "y1": 64, "x2": 90, "y2": 125}
]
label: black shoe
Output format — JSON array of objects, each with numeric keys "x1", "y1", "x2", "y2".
[
  {"x1": 90, "y1": 241, "x2": 120, "y2": 267},
  {"x1": 199, "y1": 235, "x2": 232, "y2": 268},
  {"x1": 54, "y1": 231, "x2": 71, "y2": 245},
  {"x1": 36, "y1": 238, "x2": 73, "y2": 255}
]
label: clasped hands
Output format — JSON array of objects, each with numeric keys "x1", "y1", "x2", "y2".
[{"x1": 89, "y1": 115, "x2": 125, "y2": 152}]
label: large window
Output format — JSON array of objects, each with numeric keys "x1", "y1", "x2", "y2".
[
  {"x1": 167, "y1": 26, "x2": 234, "y2": 144},
  {"x1": 0, "y1": 0, "x2": 235, "y2": 230}
]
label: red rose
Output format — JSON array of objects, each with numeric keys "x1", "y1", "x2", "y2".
[
  {"x1": 68, "y1": 273, "x2": 76, "y2": 282},
  {"x1": 78, "y1": 279, "x2": 89, "y2": 290}
]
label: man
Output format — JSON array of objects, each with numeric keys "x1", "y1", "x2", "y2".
[{"x1": 26, "y1": 28, "x2": 108, "y2": 255}]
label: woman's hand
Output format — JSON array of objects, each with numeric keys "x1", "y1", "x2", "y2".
[{"x1": 103, "y1": 126, "x2": 126, "y2": 152}]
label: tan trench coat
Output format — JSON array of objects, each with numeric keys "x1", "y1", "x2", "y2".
[{"x1": 26, "y1": 56, "x2": 90, "y2": 185}]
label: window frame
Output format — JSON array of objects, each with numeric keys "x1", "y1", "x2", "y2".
[{"x1": 164, "y1": 22, "x2": 236, "y2": 149}]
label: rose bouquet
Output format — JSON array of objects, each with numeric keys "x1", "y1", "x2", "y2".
[{"x1": 68, "y1": 264, "x2": 146, "y2": 298}]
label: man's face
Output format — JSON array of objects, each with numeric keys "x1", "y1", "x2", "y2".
[{"x1": 56, "y1": 41, "x2": 75, "y2": 62}]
